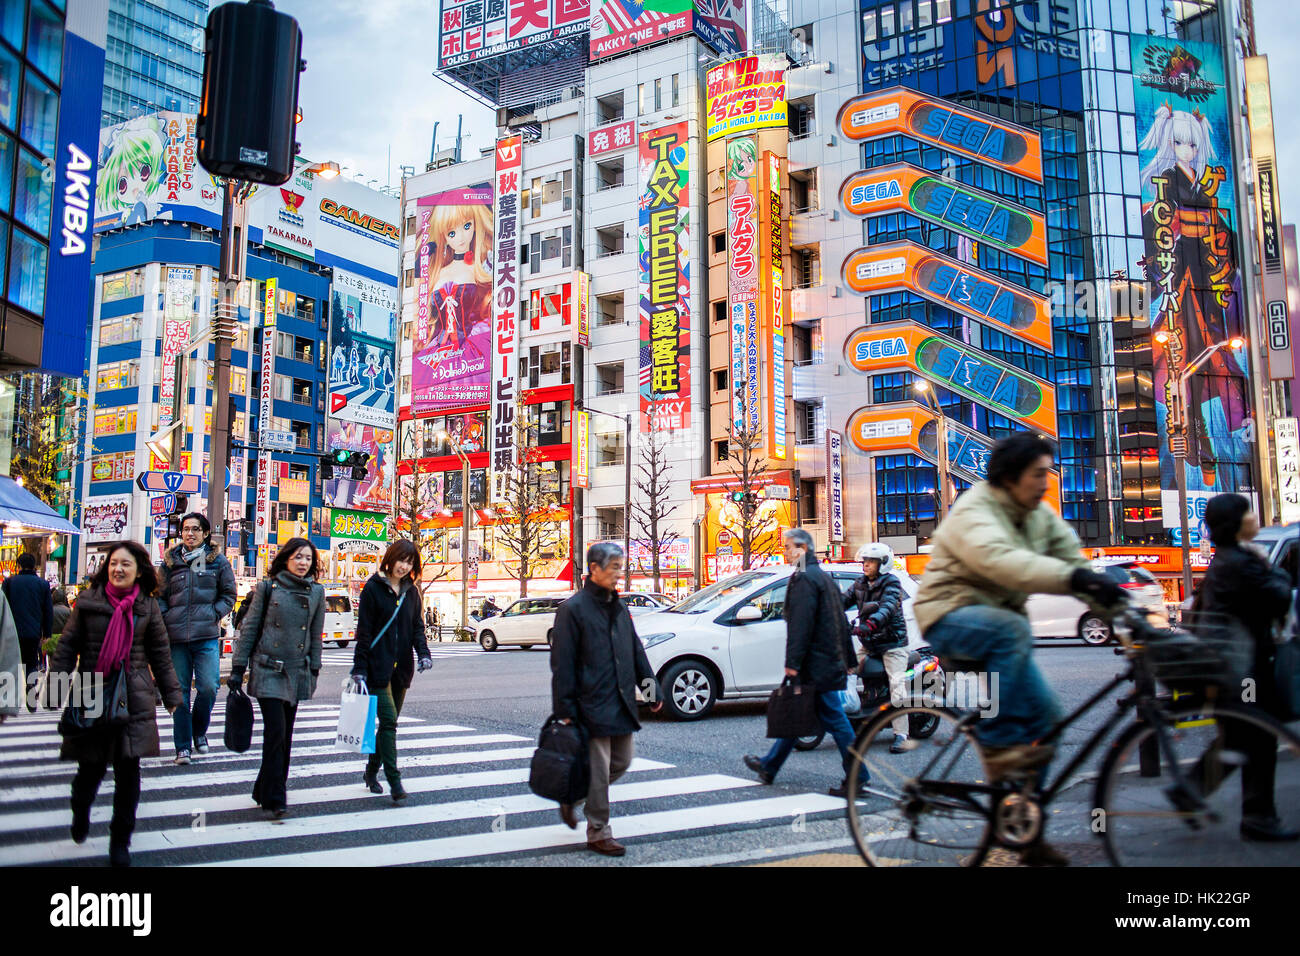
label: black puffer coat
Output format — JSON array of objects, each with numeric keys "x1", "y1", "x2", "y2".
[
  {"x1": 1198, "y1": 542, "x2": 1291, "y2": 712},
  {"x1": 551, "y1": 580, "x2": 658, "y2": 737},
  {"x1": 351, "y1": 574, "x2": 431, "y2": 690},
  {"x1": 844, "y1": 572, "x2": 907, "y2": 652},
  {"x1": 50, "y1": 587, "x2": 183, "y2": 762},
  {"x1": 157, "y1": 543, "x2": 237, "y2": 644},
  {"x1": 784, "y1": 554, "x2": 857, "y2": 692}
]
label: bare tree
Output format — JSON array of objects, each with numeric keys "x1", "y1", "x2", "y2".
[
  {"x1": 7, "y1": 373, "x2": 67, "y2": 565},
  {"x1": 392, "y1": 470, "x2": 453, "y2": 598},
  {"x1": 722, "y1": 398, "x2": 782, "y2": 570},
  {"x1": 493, "y1": 399, "x2": 566, "y2": 598},
  {"x1": 631, "y1": 401, "x2": 679, "y2": 592}
]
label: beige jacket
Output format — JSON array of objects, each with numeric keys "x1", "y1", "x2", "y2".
[{"x1": 913, "y1": 481, "x2": 1087, "y2": 634}]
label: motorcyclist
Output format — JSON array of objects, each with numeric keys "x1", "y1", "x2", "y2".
[{"x1": 845, "y1": 543, "x2": 911, "y2": 754}]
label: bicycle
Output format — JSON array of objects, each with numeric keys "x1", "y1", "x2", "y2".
[{"x1": 844, "y1": 605, "x2": 1300, "y2": 866}]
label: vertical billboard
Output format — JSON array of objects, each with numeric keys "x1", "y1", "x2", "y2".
[
  {"x1": 638, "y1": 123, "x2": 691, "y2": 433},
  {"x1": 572, "y1": 408, "x2": 590, "y2": 489},
  {"x1": 491, "y1": 137, "x2": 522, "y2": 497},
  {"x1": 324, "y1": 421, "x2": 395, "y2": 514},
  {"x1": 254, "y1": 278, "x2": 277, "y2": 548},
  {"x1": 575, "y1": 269, "x2": 591, "y2": 348},
  {"x1": 1277, "y1": 418, "x2": 1300, "y2": 525},
  {"x1": 590, "y1": 0, "x2": 745, "y2": 61},
  {"x1": 760, "y1": 152, "x2": 786, "y2": 461},
  {"x1": 159, "y1": 267, "x2": 192, "y2": 430},
  {"x1": 438, "y1": 0, "x2": 591, "y2": 68},
  {"x1": 1133, "y1": 37, "x2": 1249, "y2": 499},
  {"x1": 412, "y1": 184, "x2": 494, "y2": 415},
  {"x1": 725, "y1": 135, "x2": 759, "y2": 433},
  {"x1": 827, "y1": 430, "x2": 845, "y2": 542},
  {"x1": 328, "y1": 270, "x2": 398, "y2": 429},
  {"x1": 1244, "y1": 56, "x2": 1291, "y2": 380}
]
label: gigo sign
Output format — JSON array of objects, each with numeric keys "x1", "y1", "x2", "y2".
[
  {"x1": 840, "y1": 163, "x2": 1047, "y2": 266},
  {"x1": 842, "y1": 242, "x2": 1053, "y2": 351},
  {"x1": 838, "y1": 88, "x2": 1043, "y2": 182},
  {"x1": 843, "y1": 322, "x2": 1058, "y2": 436}
]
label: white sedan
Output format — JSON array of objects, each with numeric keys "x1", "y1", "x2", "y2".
[
  {"x1": 636, "y1": 564, "x2": 921, "y2": 720},
  {"x1": 471, "y1": 596, "x2": 567, "y2": 651}
]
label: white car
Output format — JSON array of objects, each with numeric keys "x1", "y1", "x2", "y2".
[
  {"x1": 1025, "y1": 561, "x2": 1169, "y2": 645},
  {"x1": 472, "y1": 596, "x2": 568, "y2": 651},
  {"x1": 636, "y1": 564, "x2": 921, "y2": 720},
  {"x1": 621, "y1": 593, "x2": 673, "y2": 615},
  {"x1": 324, "y1": 590, "x2": 356, "y2": 648}
]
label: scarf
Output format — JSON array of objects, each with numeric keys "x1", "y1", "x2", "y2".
[
  {"x1": 97, "y1": 583, "x2": 139, "y2": 674},
  {"x1": 181, "y1": 545, "x2": 208, "y2": 568}
]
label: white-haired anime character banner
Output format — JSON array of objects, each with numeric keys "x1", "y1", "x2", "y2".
[{"x1": 1132, "y1": 36, "x2": 1252, "y2": 509}]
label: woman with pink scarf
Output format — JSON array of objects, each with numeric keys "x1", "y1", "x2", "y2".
[{"x1": 51, "y1": 541, "x2": 182, "y2": 867}]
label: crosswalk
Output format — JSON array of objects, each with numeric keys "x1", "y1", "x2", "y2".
[
  {"x1": 0, "y1": 700, "x2": 845, "y2": 866},
  {"x1": 317, "y1": 643, "x2": 494, "y2": 668}
]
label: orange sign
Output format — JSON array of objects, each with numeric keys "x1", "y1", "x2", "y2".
[
  {"x1": 842, "y1": 321, "x2": 1058, "y2": 436},
  {"x1": 838, "y1": 88, "x2": 1043, "y2": 182},
  {"x1": 841, "y1": 242, "x2": 1053, "y2": 351},
  {"x1": 839, "y1": 163, "x2": 1047, "y2": 266}
]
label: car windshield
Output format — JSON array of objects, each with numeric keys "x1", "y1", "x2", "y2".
[
  {"x1": 326, "y1": 596, "x2": 351, "y2": 614},
  {"x1": 666, "y1": 570, "x2": 776, "y2": 614}
]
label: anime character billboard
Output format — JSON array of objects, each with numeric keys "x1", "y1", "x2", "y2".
[
  {"x1": 94, "y1": 113, "x2": 227, "y2": 230},
  {"x1": 1133, "y1": 37, "x2": 1251, "y2": 508},
  {"x1": 411, "y1": 185, "x2": 493, "y2": 414}
]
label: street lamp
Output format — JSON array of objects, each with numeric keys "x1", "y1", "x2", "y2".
[
  {"x1": 302, "y1": 160, "x2": 340, "y2": 180},
  {"x1": 1168, "y1": 336, "x2": 1246, "y2": 599},
  {"x1": 914, "y1": 379, "x2": 952, "y2": 519},
  {"x1": 578, "y1": 402, "x2": 633, "y2": 592},
  {"x1": 436, "y1": 430, "x2": 473, "y2": 632}
]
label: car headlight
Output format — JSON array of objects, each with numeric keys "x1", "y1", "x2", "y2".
[{"x1": 639, "y1": 632, "x2": 676, "y2": 649}]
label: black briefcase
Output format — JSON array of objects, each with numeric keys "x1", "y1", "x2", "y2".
[
  {"x1": 528, "y1": 715, "x2": 590, "y2": 804},
  {"x1": 766, "y1": 676, "x2": 821, "y2": 738},
  {"x1": 223, "y1": 686, "x2": 255, "y2": 754}
]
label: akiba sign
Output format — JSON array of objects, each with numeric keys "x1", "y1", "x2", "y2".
[
  {"x1": 838, "y1": 87, "x2": 1043, "y2": 182},
  {"x1": 843, "y1": 322, "x2": 1058, "y2": 436},
  {"x1": 840, "y1": 163, "x2": 1047, "y2": 266},
  {"x1": 841, "y1": 242, "x2": 1053, "y2": 351}
]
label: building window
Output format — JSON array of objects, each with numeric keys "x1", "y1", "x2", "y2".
[
  {"x1": 596, "y1": 225, "x2": 623, "y2": 257},
  {"x1": 596, "y1": 362, "x2": 624, "y2": 395},
  {"x1": 596, "y1": 428, "x2": 625, "y2": 467},
  {"x1": 792, "y1": 247, "x2": 819, "y2": 288},
  {"x1": 654, "y1": 77, "x2": 662, "y2": 111},
  {"x1": 799, "y1": 479, "x2": 822, "y2": 526},
  {"x1": 596, "y1": 91, "x2": 624, "y2": 124},
  {"x1": 795, "y1": 400, "x2": 821, "y2": 444},
  {"x1": 99, "y1": 314, "x2": 143, "y2": 345},
  {"x1": 596, "y1": 506, "x2": 624, "y2": 539},
  {"x1": 671, "y1": 73, "x2": 680, "y2": 108},
  {"x1": 713, "y1": 369, "x2": 727, "y2": 392},
  {"x1": 597, "y1": 158, "x2": 624, "y2": 190},
  {"x1": 712, "y1": 300, "x2": 726, "y2": 324},
  {"x1": 597, "y1": 292, "x2": 623, "y2": 326},
  {"x1": 101, "y1": 268, "x2": 145, "y2": 302},
  {"x1": 637, "y1": 82, "x2": 647, "y2": 114},
  {"x1": 96, "y1": 360, "x2": 140, "y2": 391},
  {"x1": 790, "y1": 169, "x2": 817, "y2": 213},
  {"x1": 711, "y1": 231, "x2": 726, "y2": 255},
  {"x1": 789, "y1": 96, "x2": 815, "y2": 140},
  {"x1": 715, "y1": 440, "x2": 729, "y2": 463}
]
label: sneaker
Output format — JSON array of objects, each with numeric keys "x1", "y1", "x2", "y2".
[
  {"x1": 109, "y1": 843, "x2": 131, "y2": 867},
  {"x1": 828, "y1": 778, "x2": 870, "y2": 799},
  {"x1": 175, "y1": 749, "x2": 192, "y2": 766},
  {"x1": 890, "y1": 734, "x2": 909, "y2": 754},
  {"x1": 194, "y1": 736, "x2": 209, "y2": 755},
  {"x1": 743, "y1": 755, "x2": 773, "y2": 785}
]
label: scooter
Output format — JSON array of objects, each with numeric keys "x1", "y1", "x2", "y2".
[{"x1": 793, "y1": 645, "x2": 946, "y2": 751}]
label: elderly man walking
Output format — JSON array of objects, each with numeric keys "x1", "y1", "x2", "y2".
[
  {"x1": 550, "y1": 542, "x2": 662, "y2": 856},
  {"x1": 743, "y1": 528, "x2": 868, "y2": 798}
]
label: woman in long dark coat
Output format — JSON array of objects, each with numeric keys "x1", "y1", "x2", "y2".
[{"x1": 51, "y1": 540, "x2": 182, "y2": 866}]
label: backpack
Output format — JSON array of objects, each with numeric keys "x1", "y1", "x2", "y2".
[{"x1": 232, "y1": 590, "x2": 257, "y2": 630}]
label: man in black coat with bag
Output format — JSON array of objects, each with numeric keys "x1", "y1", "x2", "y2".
[
  {"x1": 744, "y1": 528, "x2": 868, "y2": 798},
  {"x1": 551, "y1": 542, "x2": 661, "y2": 857}
]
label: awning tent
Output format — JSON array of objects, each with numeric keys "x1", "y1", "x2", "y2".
[{"x1": 0, "y1": 476, "x2": 80, "y2": 536}]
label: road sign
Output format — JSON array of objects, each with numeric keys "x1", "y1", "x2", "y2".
[
  {"x1": 136, "y1": 471, "x2": 202, "y2": 494},
  {"x1": 148, "y1": 493, "x2": 179, "y2": 517},
  {"x1": 261, "y1": 430, "x2": 296, "y2": 452}
]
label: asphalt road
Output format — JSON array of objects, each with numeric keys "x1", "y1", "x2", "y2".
[{"x1": 0, "y1": 637, "x2": 1167, "y2": 867}]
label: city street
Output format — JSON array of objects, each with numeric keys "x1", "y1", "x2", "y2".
[{"x1": 0, "y1": 640, "x2": 1122, "y2": 867}]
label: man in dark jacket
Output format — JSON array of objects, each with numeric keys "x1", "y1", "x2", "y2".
[
  {"x1": 3, "y1": 552, "x2": 51, "y2": 711},
  {"x1": 744, "y1": 528, "x2": 868, "y2": 798},
  {"x1": 844, "y1": 542, "x2": 911, "y2": 753},
  {"x1": 551, "y1": 542, "x2": 662, "y2": 856},
  {"x1": 157, "y1": 513, "x2": 237, "y2": 764}
]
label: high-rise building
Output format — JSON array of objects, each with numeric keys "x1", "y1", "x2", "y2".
[{"x1": 100, "y1": 0, "x2": 206, "y2": 128}]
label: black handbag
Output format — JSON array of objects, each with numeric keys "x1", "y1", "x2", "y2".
[
  {"x1": 223, "y1": 686, "x2": 255, "y2": 753},
  {"x1": 766, "y1": 676, "x2": 822, "y2": 739},
  {"x1": 528, "y1": 715, "x2": 590, "y2": 804},
  {"x1": 1274, "y1": 638, "x2": 1300, "y2": 722},
  {"x1": 58, "y1": 666, "x2": 129, "y2": 740}
]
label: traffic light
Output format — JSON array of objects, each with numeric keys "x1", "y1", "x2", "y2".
[
  {"x1": 196, "y1": 0, "x2": 305, "y2": 185},
  {"x1": 320, "y1": 450, "x2": 370, "y2": 481},
  {"x1": 172, "y1": 494, "x2": 188, "y2": 515}
]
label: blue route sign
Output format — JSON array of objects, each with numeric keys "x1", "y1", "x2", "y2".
[{"x1": 136, "y1": 472, "x2": 202, "y2": 494}]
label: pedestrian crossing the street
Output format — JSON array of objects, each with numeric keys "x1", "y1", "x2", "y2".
[
  {"x1": 0, "y1": 702, "x2": 845, "y2": 867},
  {"x1": 316, "y1": 643, "x2": 495, "y2": 668}
]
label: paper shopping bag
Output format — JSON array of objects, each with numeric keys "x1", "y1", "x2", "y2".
[{"x1": 335, "y1": 680, "x2": 378, "y2": 754}]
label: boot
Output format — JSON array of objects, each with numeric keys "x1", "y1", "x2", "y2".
[
  {"x1": 108, "y1": 842, "x2": 131, "y2": 867},
  {"x1": 70, "y1": 804, "x2": 90, "y2": 845},
  {"x1": 364, "y1": 765, "x2": 383, "y2": 794}
]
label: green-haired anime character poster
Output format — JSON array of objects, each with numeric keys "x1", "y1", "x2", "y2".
[{"x1": 94, "y1": 112, "x2": 226, "y2": 231}]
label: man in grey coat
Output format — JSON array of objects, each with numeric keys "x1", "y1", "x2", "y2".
[
  {"x1": 157, "y1": 512, "x2": 237, "y2": 764},
  {"x1": 551, "y1": 542, "x2": 661, "y2": 856}
]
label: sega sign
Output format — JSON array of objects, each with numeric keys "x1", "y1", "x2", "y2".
[
  {"x1": 853, "y1": 336, "x2": 910, "y2": 364},
  {"x1": 847, "y1": 179, "x2": 902, "y2": 205}
]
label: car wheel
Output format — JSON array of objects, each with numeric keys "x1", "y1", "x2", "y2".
[
  {"x1": 334, "y1": 640, "x2": 350, "y2": 649},
  {"x1": 1078, "y1": 614, "x2": 1112, "y2": 646},
  {"x1": 793, "y1": 732, "x2": 825, "y2": 751},
  {"x1": 479, "y1": 631, "x2": 498, "y2": 652},
  {"x1": 909, "y1": 711, "x2": 940, "y2": 738},
  {"x1": 660, "y1": 660, "x2": 718, "y2": 720}
]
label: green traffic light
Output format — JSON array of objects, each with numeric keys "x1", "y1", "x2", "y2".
[{"x1": 333, "y1": 448, "x2": 350, "y2": 464}]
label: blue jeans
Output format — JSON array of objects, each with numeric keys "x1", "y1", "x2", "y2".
[
  {"x1": 762, "y1": 690, "x2": 868, "y2": 785},
  {"x1": 924, "y1": 605, "x2": 1062, "y2": 748},
  {"x1": 170, "y1": 639, "x2": 220, "y2": 751}
]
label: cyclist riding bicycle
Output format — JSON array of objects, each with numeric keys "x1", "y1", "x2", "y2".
[
  {"x1": 844, "y1": 542, "x2": 911, "y2": 754},
  {"x1": 913, "y1": 433, "x2": 1125, "y2": 779}
]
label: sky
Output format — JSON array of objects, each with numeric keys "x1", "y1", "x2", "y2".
[
  {"x1": 273, "y1": 0, "x2": 495, "y2": 192},
  {"x1": 1254, "y1": 3, "x2": 1300, "y2": 225}
]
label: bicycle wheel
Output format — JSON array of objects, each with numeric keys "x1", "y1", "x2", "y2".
[
  {"x1": 847, "y1": 704, "x2": 995, "y2": 866},
  {"x1": 1097, "y1": 703, "x2": 1300, "y2": 866}
]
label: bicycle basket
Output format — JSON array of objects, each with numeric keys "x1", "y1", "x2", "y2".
[{"x1": 1142, "y1": 612, "x2": 1253, "y2": 693}]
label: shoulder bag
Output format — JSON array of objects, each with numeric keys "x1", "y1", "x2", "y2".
[
  {"x1": 224, "y1": 580, "x2": 272, "y2": 753},
  {"x1": 528, "y1": 714, "x2": 590, "y2": 804},
  {"x1": 369, "y1": 591, "x2": 407, "y2": 649}
]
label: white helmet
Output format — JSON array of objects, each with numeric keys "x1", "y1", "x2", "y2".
[{"x1": 856, "y1": 542, "x2": 894, "y2": 568}]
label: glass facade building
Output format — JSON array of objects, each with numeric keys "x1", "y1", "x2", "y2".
[{"x1": 100, "y1": 0, "x2": 205, "y2": 128}]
